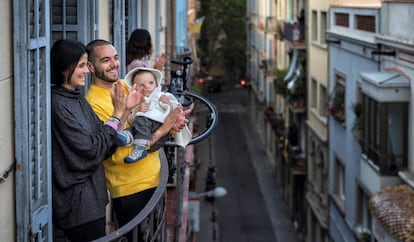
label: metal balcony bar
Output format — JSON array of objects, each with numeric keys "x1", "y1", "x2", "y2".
[{"x1": 93, "y1": 151, "x2": 169, "y2": 242}]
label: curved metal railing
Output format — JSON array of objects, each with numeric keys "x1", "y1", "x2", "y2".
[
  {"x1": 93, "y1": 151, "x2": 169, "y2": 242},
  {"x1": 166, "y1": 56, "x2": 219, "y2": 146},
  {"x1": 180, "y1": 91, "x2": 218, "y2": 145}
]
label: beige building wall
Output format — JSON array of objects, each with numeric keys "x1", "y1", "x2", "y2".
[
  {"x1": 306, "y1": 1, "x2": 331, "y2": 241},
  {"x1": 331, "y1": 0, "x2": 380, "y2": 8},
  {"x1": 276, "y1": 0, "x2": 288, "y2": 71},
  {"x1": 0, "y1": 1, "x2": 15, "y2": 241},
  {"x1": 307, "y1": 0, "x2": 329, "y2": 138},
  {"x1": 273, "y1": 0, "x2": 288, "y2": 116}
]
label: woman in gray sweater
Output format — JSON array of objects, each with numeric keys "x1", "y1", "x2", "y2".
[{"x1": 50, "y1": 39, "x2": 141, "y2": 241}]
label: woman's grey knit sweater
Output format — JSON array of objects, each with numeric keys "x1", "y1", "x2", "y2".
[{"x1": 51, "y1": 86, "x2": 116, "y2": 229}]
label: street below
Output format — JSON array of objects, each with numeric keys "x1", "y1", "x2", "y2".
[{"x1": 193, "y1": 86, "x2": 301, "y2": 242}]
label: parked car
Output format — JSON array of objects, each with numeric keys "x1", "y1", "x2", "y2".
[{"x1": 201, "y1": 76, "x2": 225, "y2": 93}]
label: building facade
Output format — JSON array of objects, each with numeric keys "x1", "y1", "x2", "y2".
[
  {"x1": 327, "y1": 4, "x2": 382, "y2": 242},
  {"x1": 247, "y1": 0, "x2": 308, "y2": 239},
  {"x1": 247, "y1": 0, "x2": 414, "y2": 242},
  {"x1": 306, "y1": 0, "x2": 330, "y2": 241}
]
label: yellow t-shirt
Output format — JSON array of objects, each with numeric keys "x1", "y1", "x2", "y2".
[{"x1": 85, "y1": 80, "x2": 160, "y2": 198}]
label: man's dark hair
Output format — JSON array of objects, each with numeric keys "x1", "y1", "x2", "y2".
[{"x1": 86, "y1": 39, "x2": 113, "y2": 63}]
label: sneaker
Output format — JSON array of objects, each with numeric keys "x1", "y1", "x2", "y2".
[
  {"x1": 114, "y1": 130, "x2": 133, "y2": 146},
  {"x1": 124, "y1": 146, "x2": 148, "y2": 163}
]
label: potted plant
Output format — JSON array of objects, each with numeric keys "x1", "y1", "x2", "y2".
[
  {"x1": 274, "y1": 69, "x2": 288, "y2": 96},
  {"x1": 329, "y1": 87, "x2": 345, "y2": 124}
]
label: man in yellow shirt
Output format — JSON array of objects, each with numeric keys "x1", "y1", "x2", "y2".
[{"x1": 85, "y1": 39, "x2": 190, "y2": 229}]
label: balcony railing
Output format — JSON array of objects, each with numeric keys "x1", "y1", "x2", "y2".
[
  {"x1": 288, "y1": 145, "x2": 306, "y2": 172},
  {"x1": 283, "y1": 20, "x2": 305, "y2": 46},
  {"x1": 92, "y1": 152, "x2": 170, "y2": 242},
  {"x1": 258, "y1": 59, "x2": 278, "y2": 75}
]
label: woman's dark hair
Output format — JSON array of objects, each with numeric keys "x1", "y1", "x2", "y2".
[
  {"x1": 126, "y1": 29, "x2": 153, "y2": 65},
  {"x1": 51, "y1": 39, "x2": 88, "y2": 86}
]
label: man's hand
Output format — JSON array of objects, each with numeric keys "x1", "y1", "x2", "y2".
[
  {"x1": 110, "y1": 81, "x2": 128, "y2": 119},
  {"x1": 149, "y1": 106, "x2": 192, "y2": 146},
  {"x1": 161, "y1": 107, "x2": 191, "y2": 133},
  {"x1": 170, "y1": 107, "x2": 192, "y2": 132}
]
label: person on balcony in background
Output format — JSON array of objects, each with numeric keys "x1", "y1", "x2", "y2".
[
  {"x1": 114, "y1": 66, "x2": 191, "y2": 163},
  {"x1": 50, "y1": 39, "x2": 141, "y2": 241},
  {"x1": 85, "y1": 40, "x2": 190, "y2": 233},
  {"x1": 126, "y1": 28, "x2": 167, "y2": 72}
]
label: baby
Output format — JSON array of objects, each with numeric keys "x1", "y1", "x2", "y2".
[{"x1": 114, "y1": 67, "x2": 191, "y2": 163}]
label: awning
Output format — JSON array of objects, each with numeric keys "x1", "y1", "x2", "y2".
[
  {"x1": 283, "y1": 49, "x2": 298, "y2": 82},
  {"x1": 287, "y1": 64, "x2": 303, "y2": 90},
  {"x1": 283, "y1": 49, "x2": 304, "y2": 90},
  {"x1": 359, "y1": 71, "x2": 410, "y2": 102}
]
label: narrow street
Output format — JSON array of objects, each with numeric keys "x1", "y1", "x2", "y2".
[{"x1": 193, "y1": 86, "x2": 301, "y2": 242}]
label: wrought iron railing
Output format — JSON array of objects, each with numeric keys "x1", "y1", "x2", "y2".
[{"x1": 93, "y1": 152, "x2": 169, "y2": 242}]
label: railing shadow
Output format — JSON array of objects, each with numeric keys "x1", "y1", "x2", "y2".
[{"x1": 93, "y1": 150, "x2": 170, "y2": 242}]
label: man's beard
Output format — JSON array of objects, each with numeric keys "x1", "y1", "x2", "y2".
[{"x1": 95, "y1": 68, "x2": 118, "y2": 83}]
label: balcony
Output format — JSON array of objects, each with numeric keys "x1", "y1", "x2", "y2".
[
  {"x1": 92, "y1": 152, "x2": 170, "y2": 242},
  {"x1": 357, "y1": 92, "x2": 408, "y2": 176},
  {"x1": 283, "y1": 20, "x2": 306, "y2": 48},
  {"x1": 259, "y1": 59, "x2": 278, "y2": 76},
  {"x1": 264, "y1": 106, "x2": 285, "y2": 135},
  {"x1": 287, "y1": 145, "x2": 306, "y2": 173}
]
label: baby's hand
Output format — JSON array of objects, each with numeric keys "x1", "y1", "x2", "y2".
[
  {"x1": 160, "y1": 95, "x2": 173, "y2": 110},
  {"x1": 138, "y1": 102, "x2": 149, "y2": 112}
]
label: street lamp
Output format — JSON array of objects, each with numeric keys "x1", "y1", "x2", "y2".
[
  {"x1": 192, "y1": 186, "x2": 227, "y2": 198},
  {"x1": 188, "y1": 186, "x2": 227, "y2": 235}
]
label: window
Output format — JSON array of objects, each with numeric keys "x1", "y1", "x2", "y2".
[
  {"x1": 51, "y1": 0, "x2": 98, "y2": 92},
  {"x1": 355, "y1": 15, "x2": 375, "y2": 33},
  {"x1": 311, "y1": 78, "x2": 317, "y2": 109},
  {"x1": 319, "y1": 85, "x2": 328, "y2": 118},
  {"x1": 317, "y1": 150, "x2": 325, "y2": 194},
  {"x1": 310, "y1": 214, "x2": 329, "y2": 242},
  {"x1": 335, "y1": 13, "x2": 349, "y2": 27},
  {"x1": 311, "y1": 10, "x2": 317, "y2": 41},
  {"x1": 310, "y1": 140, "x2": 316, "y2": 181},
  {"x1": 355, "y1": 186, "x2": 372, "y2": 240},
  {"x1": 329, "y1": 74, "x2": 346, "y2": 125},
  {"x1": 51, "y1": 1, "x2": 96, "y2": 44},
  {"x1": 333, "y1": 157, "x2": 345, "y2": 211},
  {"x1": 320, "y1": 11, "x2": 327, "y2": 44},
  {"x1": 311, "y1": 10, "x2": 327, "y2": 45},
  {"x1": 310, "y1": 213, "x2": 322, "y2": 242},
  {"x1": 360, "y1": 95, "x2": 408, "y2": 175}
]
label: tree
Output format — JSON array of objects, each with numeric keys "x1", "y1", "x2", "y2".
[{"x1": 197, "y1": 0, "x2": 246, "y2": 82}]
